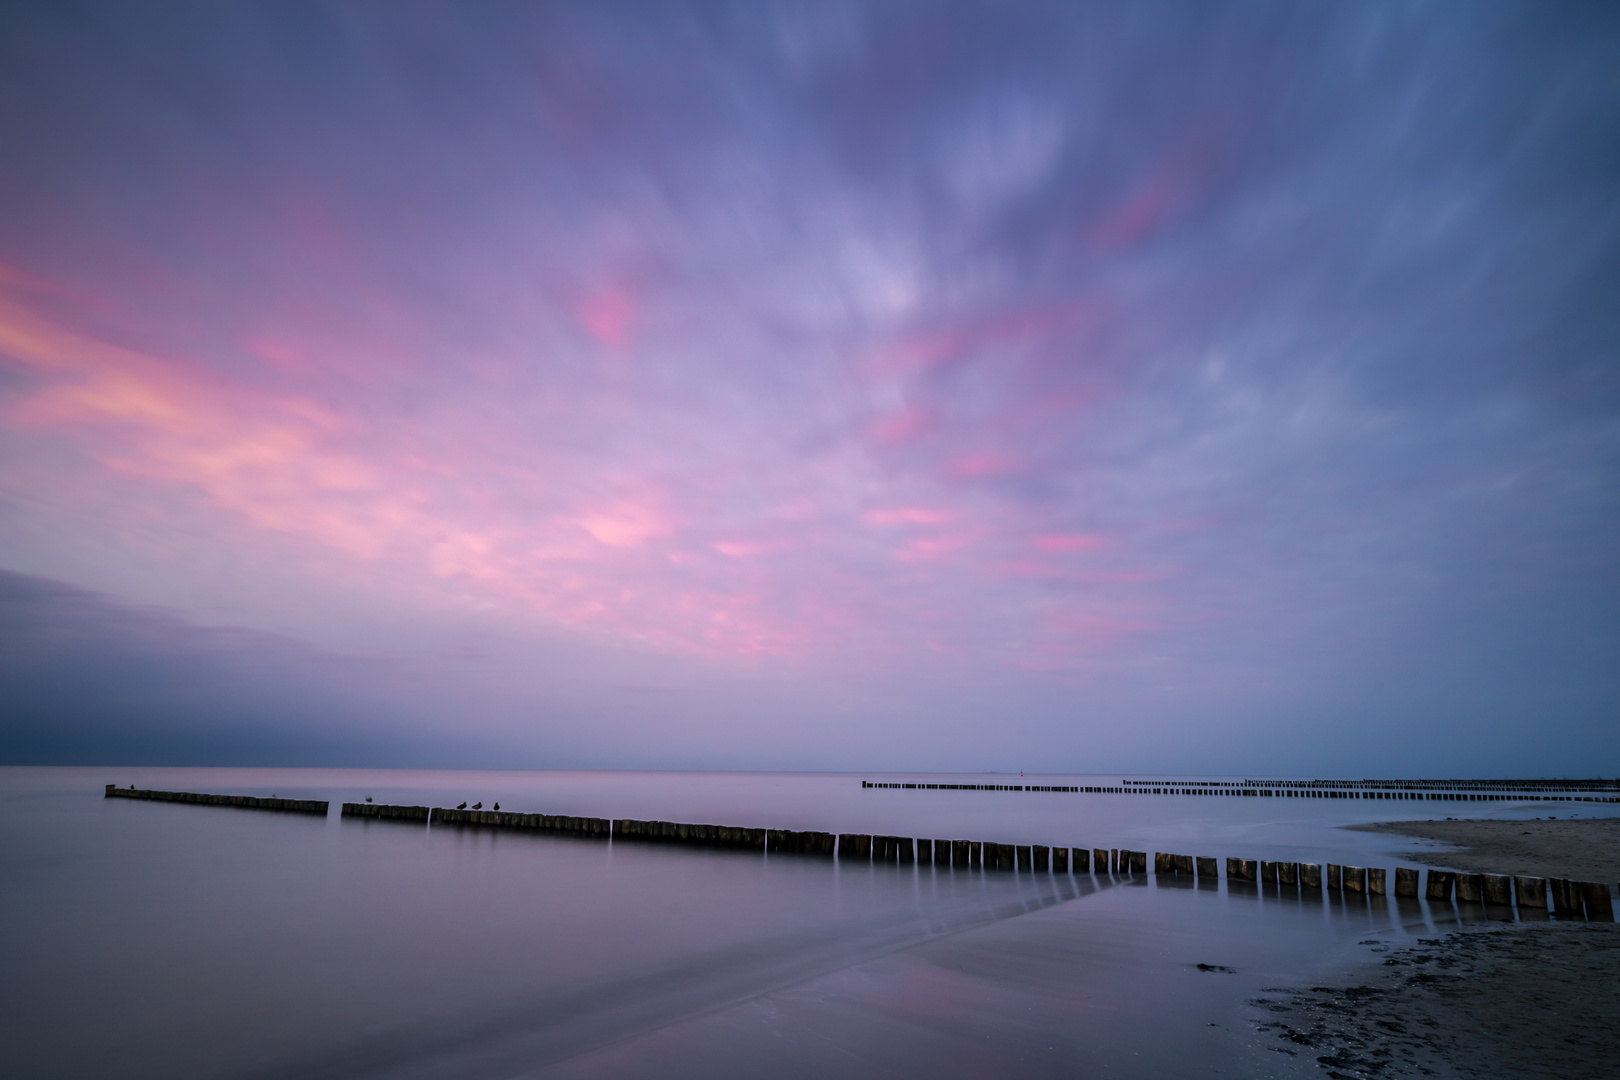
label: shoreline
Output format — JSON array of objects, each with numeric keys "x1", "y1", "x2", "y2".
[
  {"x1": 1254, "y1": 922, "x2": 1620, "y2": 1079},
  {"x1": 1344, "y1": 817, "x2": 1620, "y2": 884}
]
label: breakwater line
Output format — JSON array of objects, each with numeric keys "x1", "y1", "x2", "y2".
[
  {"x1": 863, "y1": 777, "x2": 1620, "y2": 803},
  {"x1": 104, "y1": 784, "x2": 327, "y2": 814},
  {"x1": 342, "y1": 800, "x2": 1615, "y2": 920},
  {"x1": 111, "y1": 787, "x2": 1616, "y2": 921}
]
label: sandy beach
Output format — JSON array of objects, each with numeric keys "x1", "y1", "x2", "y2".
[
  {"x1": 1345, "y1": 817, "x2": 1620, "y2": 884},
  {"x1": 1255, "y1": 922, "x2": 1620, "y2": 1079}
]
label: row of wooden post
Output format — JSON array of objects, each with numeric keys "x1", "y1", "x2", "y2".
[
  {"x1": 117, "y1": 790, "x2": 1615, "y2": 920},
  {"x1": 1151, "y1": 852, "x2": 1615, "y2": 920},
  {"x1": 106, "y1": 785, "x2": 328, "y2": 814}
]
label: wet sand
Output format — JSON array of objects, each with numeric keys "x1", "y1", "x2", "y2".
[
  {"x1": 1345, "y1": 817, "x2": 1620, "y2": 883},
  {"x1": 1254, "y1": 922, "x2": 1620, "y2": 1079}
]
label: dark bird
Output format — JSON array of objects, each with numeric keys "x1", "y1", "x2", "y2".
[
  {"x1": 472, "y1": 802, "x2": 482, "y2": 809},
  {"x1": 365, "y1": 796, "x2": 373, "y2": 803},
  {"x1": 457, "y1": 802, "x2": 467, "y2": 810},
  {"x1": 493, "y1": 802, "x2": 500, "y2": 811}
]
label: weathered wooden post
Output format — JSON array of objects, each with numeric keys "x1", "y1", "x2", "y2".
[
  {"x1": 1581, "y1": 882, "x2": 1614, "y2": 921},
  {"x1": 1173, "y1": 854, "x2": 1194, "y2": 876},
  {"x1": 1095, "y1": 848, "x2": 1110, "y2": 874},
  {"x1": 1326, "y1": 864, "x2": 1342, "y2": 890},
  {"x1": 1109, "y1": 848, "x2": 1119, "y2": 873},
  {"x1": 1073, "y1": 848, "x2": 1090, "y2": 872},
  {"x1": 934, "y1": 839, "x2": 951, "y2": 866},
  {"x1": 1367, "y1": 868, "x2": 1386, "y2": 896},
  {"x1": 1260, "y1": 860, "x2": 1278, "y2": 884},
  {"x1": 1343, "y1": 866, "x2": 1366, "y2": 894},
  {"x1": 1033, "y1": 844, "x2": 1050, "y2": 871},
  {"x1": 1196, "y1": 856, "x2": 1218, "y2": 878},
  {"x1": 996, "y1": 843, "x2": 1015, "y2": 871},
  {"x1": 1279, "y1": 862, "x2": 1299, "y2": 887},
  {"x1": 1394, "y1": 867, "x2": 1419, "y2": 898},
  {"x1": 1550, "y1": 878, "x2": 1582, "y2": 917},
  {"x1": 916, "y1": 839, "x2": 932, "y2": 863},
  {"x1": 1513, "y1": 875, "x2": 1545, "y2": 912},
  {"x1": 899, "y1": 838, "x2": 916, "y2": 864},
  {"x1": 1129, "y1": 850, "x2": 1147, "y2": 874},
  {"x1": 1227, "y1": 857, "x2": 1257, "y2": 882},
  {"x1": 1425, "y1": 869, "x2": 1454, "y2": 902},
  {"x1": 969, "y1": 840, "x2": 983, "y2": 867},
  {"x1": 954, "y1": 839, "x2": 971, "y2": 866},
  {"x1": 1016, "y1": 845, "x2": 1032, "y2": 871},
  {"x1": 1053, "y1": 846, "x2": 1069, "y2": 872},
  {"x1": 1482, "y1": 873, "x2": 1513, "y2": 906},
  {"x1": 1456, "y1": 873, "x2": 1485, "y2": 903},
  {"x1": 1155, "y1": 852, "x2": 1172, "y2": 874}
]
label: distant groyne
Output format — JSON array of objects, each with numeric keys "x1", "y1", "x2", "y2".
[
  {"x1": 863, "y1": 778, "x2": 1620, "y2": 804},
  {"x1": 104, "y1": 784, "x2": 327, "y2": 814}
]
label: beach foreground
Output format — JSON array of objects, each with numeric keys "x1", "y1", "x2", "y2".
[
  {"x1": 1256, "y1": 922, "x2": 1620, "y2": 1079},
  {"x1": 1347, "y1": 817, "x2": 1620, "y2": 883}
]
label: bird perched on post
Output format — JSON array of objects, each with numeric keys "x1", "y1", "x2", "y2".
[
  {"x1": 365, "y1": 796, "x2": 373, "y2": 803},
  {"x1": 472, "y1": 802, "x2": 482, "y2": 809},
  {"x1": 456, "y1": 802, "x2": 467, "y2": 810},
  {"x1": 493, "y1": 802, "x2": 500, "y2": 811}
]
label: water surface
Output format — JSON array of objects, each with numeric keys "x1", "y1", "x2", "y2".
[{"x1": 3, "y1": 767, "x2": 1604, "y2": 1079}]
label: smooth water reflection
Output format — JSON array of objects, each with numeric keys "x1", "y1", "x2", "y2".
[{"x1": 1, "y1": 767, "x2": 1602, "y2": 1080}]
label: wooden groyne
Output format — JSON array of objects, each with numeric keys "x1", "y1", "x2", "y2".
[
  {"x1": 864, "y1": 777, "x2": 1620, "y2": 804},
  {"x1": 124, "y1": 783, "x2": 1609, "y2": 922},
  {"x1": 339, "y1": 800, "x2": 1620, "y2": 919},
  {"x1": 105, "y1": 785, "x2": 327, "y2": 814}
]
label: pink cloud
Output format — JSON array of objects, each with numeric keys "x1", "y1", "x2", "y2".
[
  {"x1": 0, "y1": 257, "x2": 1182, "y2": 671},
  {"x1": 943, "y1": 452, "x2": 1019, "y2": 479},
  {"x1": 1034, "y1": 533, "x2": 1107, "y2": 553},
  {"x1": 864, "y1": 405, "x2": 934, "y2": 445},
  {"x1": 861, "y1": 506, "x2": 954, "y2": 527},
  {"x1": 577, "y1": 285, "x2": 635, "y2": 349}
]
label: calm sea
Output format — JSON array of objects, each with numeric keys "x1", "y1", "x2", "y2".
[{"x1": 2, "y1": 766, "x2": 1604, "y2": 1079}]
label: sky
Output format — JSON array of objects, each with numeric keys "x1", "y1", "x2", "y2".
[{"x1": 1, "y1": 2, "x2": 1617, "y2": 775}]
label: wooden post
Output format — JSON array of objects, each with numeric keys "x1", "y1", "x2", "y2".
[
  {"x1": 1095, "y1": 848, "x2": 1110, "y2": 874},
  {"x1": 934, "y1": 839, "x2": 951, "y2": 866},
  {"x1": 1109, "y1": 848, "x2": 1119, "y2": 873},
  {"x1": 1456, "y1": 873, "x2": 1485, "y2": 903},
  {"x1": 1261, "y1": 860, "x2": 1278, "y2": 884},
  {"x1": 1580, "y1": 882, "x2": 1614, "y2": 921},
  {"x1": 1033, "y1": 844, "x2": 1050, "y2": 871},
  {"x1": 1155, "y1": 852, "x2": 1172, "y2": 874},
  {"x1": 1016, "y1": 845, "x2": 1033, "y2": 871},
  {"x1": 955, "y1": 839, "x2": 971, "y2": 866},
  {"x1": 1074, "y1": 848, "x2": 1091, "y2": 872},
  {"x1": 1482, "y1": 873, "x2": 1513, "y2": 906},
  {"x1": 1279, "y1": 862, "x2": 1298, "y2": 887},
  {"x1": 1053, "y1": 846, "x2": 1069, "y2": 872},
  {"x1": 1326, "y1": 863, "x2": 1342, "y2": 890},
  {"x1": 1513, "y1": 875, "x2": 1545, "y2": 911},
  {"x1": 1127, "y1": 850, "x2": 1146, "y2": 874},
  {"x1": 1343, "y1": 866, "x2": 1366, "y2": 894},
  {"x1": 969, "y1": 840, "x2": 983, "y2": 867},
  {"x1": 1394, "y1": 867, "x2": 1419, "y2": 898},
  {"x1": 1300, "y1": 863, "x2": 1322, "y2": 889},
  {"x1": 1196, "y1": 856, "x2": 1218, "y2": 878},
  {"x1": 916, "y1": 839, "x2": 932, "y2": 863},
  {"x1": 1367, "y1": 867, "x2": 1386, "y2": 896},
  {"x1": 1173, "y1": 854, "x2": 1195, "y2": 876},
  {"x1": 1425, "y1": 869, "x2": 1454, "y2": 901},
  {"x1": 1550, "y1": 878, "x2": 1582, "y2": 917}
]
